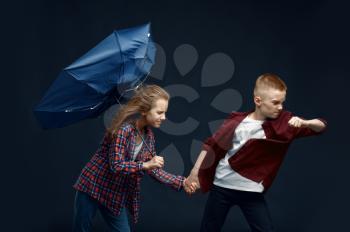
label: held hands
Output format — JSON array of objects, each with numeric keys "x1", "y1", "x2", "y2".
[
  {"x1": 142, "y1": 156, "x2": 164, "y2": 170},
  {"x1": 183, "y1": 178, "x2": 198, "y2": 195},
  {"x1": 183, "y1": 172, "x2": 200, "y2": 195},
  {"x1": 142, "y1": 155, "x2": 201, "y2": 195},
  {"x1": 288, "y1": 116, "x2": 309, "y2": 128}
]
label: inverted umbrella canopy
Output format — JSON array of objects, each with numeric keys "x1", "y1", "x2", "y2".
[{"x1": 34, "y1": 23, "x2": 156, "y2": 129}]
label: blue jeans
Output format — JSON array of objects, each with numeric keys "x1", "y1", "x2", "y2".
[
  {"x1": 200, "y1": 185, "x2": 274, "y2": 232},
  {"x1": 73, "y1": 191, "x2": 131, "y2": 232}
]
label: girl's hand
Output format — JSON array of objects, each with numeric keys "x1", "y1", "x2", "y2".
[
  {"x1": 183, "y1": 178, "x2": 198, "y2": 195},
  {"x1": 143, "y1": 156, "x2": 164, "y2": 170}
]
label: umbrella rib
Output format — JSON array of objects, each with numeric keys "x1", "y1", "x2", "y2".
[{"x1": 114, "y1": 31, "x2": 126, "y2": 80}]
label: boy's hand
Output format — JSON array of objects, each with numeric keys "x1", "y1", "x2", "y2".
[
  {"x1": 183, "y1": 178, "x2": 198, "y2": 195},
  {"x1": 288, "y1": 116, "x2": 309, "y2": 128},
  {"x1": 184, "y1": 173, "x2": 200, "y2": 195}
]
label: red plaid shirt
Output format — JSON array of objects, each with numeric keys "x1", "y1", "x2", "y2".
[{"x1": 73, "y1": 122, "x2": 185, "y2": 223}]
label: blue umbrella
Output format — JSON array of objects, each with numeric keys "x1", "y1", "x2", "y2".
[{"x1": 34, "y1": 23, "x2": 156, "y2": 129}]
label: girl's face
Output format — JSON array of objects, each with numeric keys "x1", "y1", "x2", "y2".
[{"x1": 142, "y1": 98, "x2": 168, "y2": 128}]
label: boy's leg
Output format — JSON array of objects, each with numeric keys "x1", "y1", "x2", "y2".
[
  {"x1": 99, "y1": 206, "x2": 131, "y2": 232},
  {"x1": 238, "y1": 192, "x2": 274, "y2": 232},
  {"x1": 200, "y1": 185, "x2": 234, "y2": 232},
  {"x1": 73, "y1": 191, "x2": 98, "y2": 232}
]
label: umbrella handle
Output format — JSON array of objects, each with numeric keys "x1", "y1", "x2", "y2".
[
  {"x1": 111, "y1": 96, "x2": 155, "y2": 157},
  {"x1": 134, "y1": 125, "x2": 155, "y2": 157},
  {"x1": 113, "y1": 71, "x2": 154, "y2": 155}
]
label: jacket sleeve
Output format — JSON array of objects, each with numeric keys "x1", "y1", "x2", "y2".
[
  {"x1": 108, "y1": 125, "x2": 143, "y2": 174},
  {"x1": 292, "y1": 117, "x2": 328, "y2": 139},
  {"x1": 202, "y1": 113, "x2": 236, "y2": 151}
]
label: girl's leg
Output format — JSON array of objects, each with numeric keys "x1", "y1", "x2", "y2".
[
  {"x1": 73, "y1": 191, "x2": 98, "y2": 232},
  {"x1": 99, "y1": 206, "x2": 131, "y2": 232}
]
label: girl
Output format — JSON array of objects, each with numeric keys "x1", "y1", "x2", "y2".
[{"x1": 73, "y1": 85, "x2": 193, "y2": 231}]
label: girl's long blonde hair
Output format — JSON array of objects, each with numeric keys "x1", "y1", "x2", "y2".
[{"x1": 107, "y1": 85, "x2": 170, "y2": 136}]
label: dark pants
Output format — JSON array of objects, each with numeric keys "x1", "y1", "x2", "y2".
[
  {"x1": 73, "y1": 191, "x2": 131, "y2": 232},
  {"x1": 200, "y1": 185, "x2": 274, "y2": 232}
]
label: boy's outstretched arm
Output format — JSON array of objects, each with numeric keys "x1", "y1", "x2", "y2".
[
  {"x1": 186, "y1": 150, "x2": 208, "y2": 194},
  {"x1": 288, "y1": 116, "x2": 326, "y2": 132}
]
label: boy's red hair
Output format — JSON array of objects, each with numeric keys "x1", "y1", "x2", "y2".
[{"x1": 254, "y1": 73, "x2": 287, "y2": 96}]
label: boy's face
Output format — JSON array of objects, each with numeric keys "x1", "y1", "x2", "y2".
[{"x1": 255, "y1": 88, "x2": 286, "y2": 119}]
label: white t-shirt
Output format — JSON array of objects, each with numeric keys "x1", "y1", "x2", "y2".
[
  {"x1": 213, "y1": 116, "x2": 266, "y2": 192},
  {"x1": 132, "y1": 141, "x2": 143, "y2": 161}
]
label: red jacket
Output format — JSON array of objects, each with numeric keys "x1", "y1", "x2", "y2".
[{"x1": 198, "y1": 110, "x2": 327, "y2": 193}]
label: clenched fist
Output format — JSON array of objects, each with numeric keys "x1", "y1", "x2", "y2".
[
  {"x1": 288, "y1": 116, "x2": 309, "y2": 128},
  {"x1": 142, "y1": 156, "x2": 164, "y2": 170}
]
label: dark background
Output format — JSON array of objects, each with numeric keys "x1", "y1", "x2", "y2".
[{"x1": 3, "y1": 0, "x2": 349, "y2": 231}]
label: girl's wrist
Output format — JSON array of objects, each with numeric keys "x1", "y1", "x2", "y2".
[{"x1": 142, "y1": 162, "x2": 149, "y2": 170}]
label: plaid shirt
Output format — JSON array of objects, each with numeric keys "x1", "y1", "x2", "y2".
[{"x1": 73, "y1": 122, "x2": 185, "y2": 223}]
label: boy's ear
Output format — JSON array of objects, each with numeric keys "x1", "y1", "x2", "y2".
[{"x1": 254, "y1": 96, "x2": 262, "y2": 106}]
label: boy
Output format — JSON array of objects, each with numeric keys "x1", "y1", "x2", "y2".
[{"x1": 186, "y1": 73, "x2": 327, "y2": 232}]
